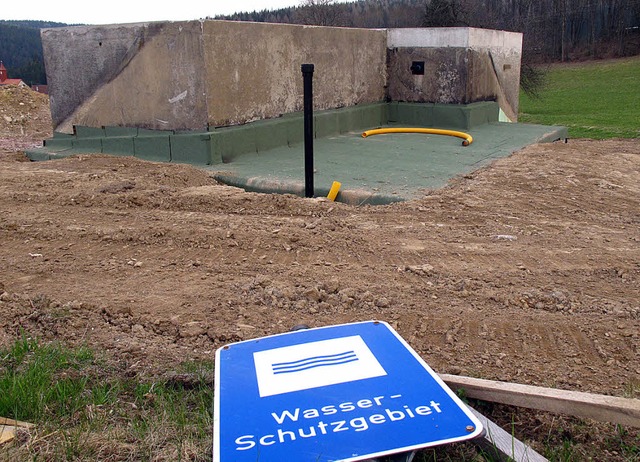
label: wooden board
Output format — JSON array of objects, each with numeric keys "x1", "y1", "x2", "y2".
[
  {"x1": 0, "y1": 425, "x2": 17, "y2": 445},
  {"x1": 0, "y1": 417, "x2": 34, "y2": 446},
  {"x1": 0, "y1": 417, "x2": 33, "y2": 428},
  {"x1": 440, "y1": 374, "x2": 640, "y2": 428}
]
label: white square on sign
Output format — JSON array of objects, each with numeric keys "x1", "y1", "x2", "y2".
[{"x1": 253, "y1": 335, "x2": 387, "y2": 397}]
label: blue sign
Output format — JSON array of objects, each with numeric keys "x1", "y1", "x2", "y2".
[{"x1": 213, "y1": 321, "x2": 483, "y2": 462}]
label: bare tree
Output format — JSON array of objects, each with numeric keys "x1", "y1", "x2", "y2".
[
  {"x1": 295, "y1": 0, "x2": 348, "y2": 26},
  {"x1": 216, "y1": 0, "x2": 640, "y2": 60},
  {"x1": 423, "y1": 0, "x2": 469, "y2": 27}
]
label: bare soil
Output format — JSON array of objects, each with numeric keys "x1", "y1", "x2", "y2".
[{"x1": 1, "y1": 85, "x2": 638, "y2": 459}]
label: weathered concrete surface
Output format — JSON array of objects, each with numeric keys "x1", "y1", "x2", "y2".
[
  {"x1": 42, "y1": 20, "x2": 387, "y2": 132},
  {"x1": 42, "y1": 22, "x2": 209, "y2": 133},
  {"x1": 41, "y1": 22, "x2": 520, "y2": 132},
  {"x1": 202, "y1": 21, "x2": 387, "y2": 127},
  {"x1": 387, "y1": 28, "x2": 522, "y2": 121}
]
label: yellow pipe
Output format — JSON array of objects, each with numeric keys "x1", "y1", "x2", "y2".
[
  {"x1": 327, "y1": 181, "x2": 341, "y2": 201},
  {"x1": 361, "y1": 127, "x2": 473, "y2": 146}
]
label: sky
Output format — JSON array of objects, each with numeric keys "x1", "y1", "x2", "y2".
[{"x1": 2, "y1": 0, "x2": 310, "y2": 25}]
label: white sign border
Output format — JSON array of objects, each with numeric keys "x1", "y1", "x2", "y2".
[{"x1": 213, "y1": 320, "x2": 484, "y2": 462}]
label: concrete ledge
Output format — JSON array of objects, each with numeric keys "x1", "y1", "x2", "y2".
[
  {"x1": 44, "y1": 137, "x2": 74, "y2": 149},
  {"x1": 25, "y1": 117, "x2": 568, "y2": 206},
  {"x1": 315, "y1": 111, "x2": 340, "y2": 139},
  {"x1": 25, "y1": 150, "x2": 57, "y2": 161},
  {"x1": 213, "y1": 103, "x2": 391, "y2": 162},
  {"x1": 134, "y1": 135, "x2": 171, "y2": 162},
  {"x1": 389, "y1": 102, "x2": 498, "y2": 129},
  {"x1": 104, "y1": 126, "x2": 139, "y2": 137},
  {"x1": 72, "y1": 137, "x2": 103, "y2": 153},
  {"x1": 285, "y1": 116, "x2": 304, "y2": 146},
  {"x1": 536, "y1": 127, "x2": 569, "y2": 143},
  {"x1": 253, "y1": 119, "x2": 290, "y2": 153},
  {"x1": 170, "y1": 133, "x2": 215, "y2": 165},
  {"x1": 102, "y1": 136, "x2": 136, "y2": 156},
  {"x1": 32, "y1": 101, "x2": 500, "y2": 165},
  {"x1": 74, "y1": 126, "x2": 105, "y2": 137},
  {"x1": 25, "y1": 147, "x2": 90, "y2": 161},
  {"x1": 212, "y1": 126, "x2": 258, "y2": 163}
]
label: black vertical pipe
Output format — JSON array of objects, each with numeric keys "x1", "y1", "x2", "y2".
[{"x1": 301, "y1": 63, "x2": 314, "y2": 198}]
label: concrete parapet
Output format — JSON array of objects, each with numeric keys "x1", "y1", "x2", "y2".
[
  {"x1": 72, "y1": 137, "x2": 103, "y2": 152},
  {"x1": 102, "y1": 136, "x2": 135, "y2": 156},
  {"x1": 211, "y1": 103, "x2": 389, "y2": 163},
  {"x1": 170, "y1": 133, "x2": 215, "y2": 165},
  {"x1": 103, "y1": 127, "x2": 138, "y2": 137}
]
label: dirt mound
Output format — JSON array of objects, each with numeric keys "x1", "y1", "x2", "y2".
[
  {"x1": 0, "y1": 85, "x2": 52, "y2": 156},
  {"x1": 0, "y1": 139, "x2": 638, "y2": 389}
]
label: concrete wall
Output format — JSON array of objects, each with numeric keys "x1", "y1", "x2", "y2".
[
  {"x1": 42, "y1": 22, "x2": 209, "y2": 132},
  {"x1": 42, "y1": 23, "x2": 521, "y2": 132},
  {"x1": 387, "y1": 28, "x2": 522, "y2": 121},
  {"x1": 203, "y1": 21, "x2": 387, "y2": 127},
  {"x1": 42, "y1": 20, "x2": 387, "y2": 133}
]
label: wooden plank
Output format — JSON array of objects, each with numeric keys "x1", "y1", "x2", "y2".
[
  {"x1": 440, "y1": 374, "x2": 640, "y2": 428},
  {"x1": 468, "y1": 406, "x2": 548, "y2": 462},
  {"x1": 0, "y1": 425, "x2": 17, "y2": 445},
  {"x1": 0, "y1": 417, "x2": 34, "y2": 428}
]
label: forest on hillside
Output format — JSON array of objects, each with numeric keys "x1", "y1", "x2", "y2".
[
  {"x1": 217, "y1": 0, "x2": 640, "y2": 62},
  {"x1": 0, "y1": 20, "x2": 67, "y2": 85}
]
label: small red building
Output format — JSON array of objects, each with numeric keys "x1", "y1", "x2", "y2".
[{"x1": 0, "y1": 61, "x2": 28, "y2": 87}]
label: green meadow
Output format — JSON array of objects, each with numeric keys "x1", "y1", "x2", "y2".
[{"x1": 519, "y1": 56, "x2": 640, "y2": 139}]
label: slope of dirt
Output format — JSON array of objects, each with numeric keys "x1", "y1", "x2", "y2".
[
  {"x1": 0, "y1": 84, "x2": 638, "y2": 459},
  {"x1": 0, "y1": 85, "x2": 52, "y2": 156}
]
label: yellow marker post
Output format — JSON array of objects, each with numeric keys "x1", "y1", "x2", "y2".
[{"x1": 327, "y1": 181, "x2": 341, "y2": 201}]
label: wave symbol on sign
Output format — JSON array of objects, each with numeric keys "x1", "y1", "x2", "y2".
[{"x1": 271, "y1": 351, "x2": 358, "y2": 375}]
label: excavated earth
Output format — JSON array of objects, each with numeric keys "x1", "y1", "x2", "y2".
[{"x1": 0, "y1": 85, "x2": 639, "y2": 460}]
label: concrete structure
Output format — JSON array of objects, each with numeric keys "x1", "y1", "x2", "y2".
[
  {"x1": 31, "y1": 22, "x2": 568, "y2": 207},
  {"x1": 26, "y1": 101, "x2": 567, "y2": 205},
  {"x1": 41, "y1": 21, "x2": 522, "y2": 133},
  {"x1": 387, "y1": 28, "x2": 523, "y2": 121},
  {"x1": 29, "y1": 101, "x2": 503, "y2": 165},
  {"x1": 42, "y1": 21, "x2": 387, "y2": 133}
]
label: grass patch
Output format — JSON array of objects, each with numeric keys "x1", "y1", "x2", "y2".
[
  {"x1": 519, "y1": 57, "x2": 640, "y2": 139},
  {"x1": 2, "y1": 335, "x2": 638, "y2": 461},
  {"x1": 0, "y1": 334, "x2": 213, "y2": 461}
]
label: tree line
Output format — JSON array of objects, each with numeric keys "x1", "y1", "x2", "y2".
[
  {"x1": 1, "y1": 2, "x2": 638, "y2": 86},
  {"x1": 215, "y1": 0, "x2": 639, "y2": 97},
  {"x1": 216, "y1": 0, "x2": 640, "y2": 62},
  {"x1": 0, "y1": 20, "x2": 66, "y2": 85},
  {"x1": 455, "y1": 0, "x2": 640, "y2": 62}
]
